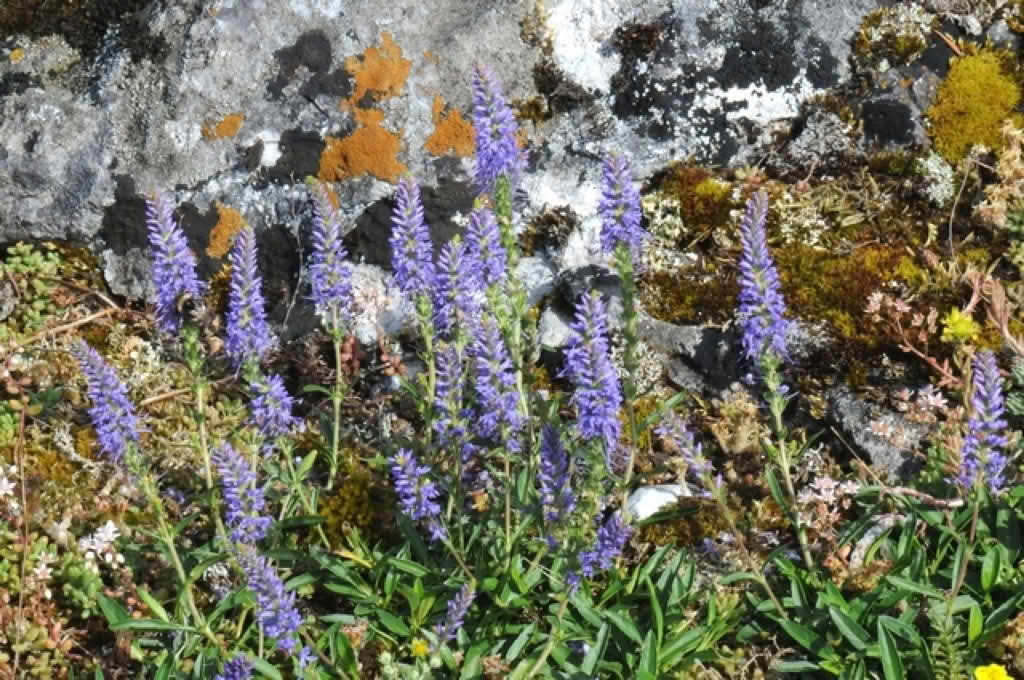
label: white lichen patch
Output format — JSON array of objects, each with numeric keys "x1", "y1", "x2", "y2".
[{"x1": 917, "y1": 151, "x2": 955, "y2": 207}]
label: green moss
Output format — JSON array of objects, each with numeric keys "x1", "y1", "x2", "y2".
[
  {"x1": 638, "y1": 269, "x2": 738, "y2": 325},
  {"x1": 775, "y1": 243, "x2": 915, "y2": 348},
  {"x1": 927, "y1": 50, "x2": 1024, "y2": 164},
  {"x1": 319, "y1": 459, "x2": 396, "y2": 546},
  {"x1": 655, "y1": 164, "x2": 736, "y2": 242}
]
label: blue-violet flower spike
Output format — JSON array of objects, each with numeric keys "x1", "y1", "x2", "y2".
[
  {"x1": 433, "y1": 583, "x2": 476, "y2": 648},
  {"x1": 433, "y1": 239, "x2": 481, "y2": 337},
  {"x1": 214, "y1": 655, "x2": 253, "y2": 680},
  {"x1": 390, "y1": 449, "x2": 445, "y2": 540},
  {"x1": 390, "y1": 178, "x2": 436, "y2": 297},
  {"x1": 249, "y1": 373, "x2": 301, "y2": 441},
  {"x1": 466, "y1": 206, "x2": 506, "y2": 284},
  {"x1": 958, "y1": 350, "x2": 1010, "y2": 494},
  {"x1": 238, "y1": 546, "x2": 302, "y2": 654},
  {"x1": 579, "y1": 512, "x2": 632, "y2": 578},
  {"x1": 146, "y1": 193, "x2": 205, "y2": 334},
  {"x1": 469, "y1": 317, "x2": 522, "y2": 449},
  {"x1": 213, "y1": 442, "x2": 272, "y2": 544},
  {"x1": 561, "y1": 292, "x2": 622, "y2": 461},
  {"x1": 309, "y1": 181, "x2": 353, "y2": 333},
  {"x1": 226, "y1": 227, "x2": 275, "y2": 367},
  {"x1": 471, "y1": 65, "x2": 522, "y2": 195},
  {"x1": 538, "y1": 424, "x2": 575, "y2": 524},
  {"x1": 737, "y1": 191, "x2": 789, "y2": 364},
  {"x1": 598, "y1": 154, "x2": 646, "y2": 257},
  {"x1": 72, "y1": 341, "x2": 142, "y2": 465}
]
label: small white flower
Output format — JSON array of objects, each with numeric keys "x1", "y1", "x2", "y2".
[
  {"x1": 0, "y1": 476, "x2": 14, "y2": 499},
  {"x1": 32, "y1": 562, "x2": 53, "y2": 582}
]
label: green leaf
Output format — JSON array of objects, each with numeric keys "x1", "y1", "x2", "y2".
[
  {"x1": 581, "y1": 623, "x2": 610, "y2": 675},
  {"x1": 877, "y1": 620, "x2": 905, "y2": 680},
  {"x1": 984, "y1": 590, "x2": 1024, "y2": 632},
  {"x1": 968, "y1": 603, "x2": 983, "y2": 645},
  {"x1": 885, "y1": 575, "x2": 943, "y2": 600},
  {"x1": 777, "y1": 618, "x2": 838, "y2": 662},
  {"x1": 506, "y1": 623, "x2": 535, "y2": 662},
  {"x1": 645, "y1": 576, "x2": 664, "y2": 648},
  {"x1": 109, "y1": 619, "x2": 198, "y2": 633},
  {"x1": 765, "y1": 467, "x2": 789, "y2": 511},
  {"x1": 96, "y1": 594, "x2": 130, "y2": 625},
  {"x1": 981, "y1": 547, "x2": 1001, "y2": 593},
  {"x1": 276, "y1": 515, "x2": 325, "y2": 530},
  {"x1": 250, "y1": 656, "x2": 283, "y2": 680},
  {"x1": 996, "y1": 506, "x2": 1020, "y2": 562},
  {"x1": 376, "y1": 610, "x2": 410, "y2": 636},
  {"x1": 302, "y1": 384, "x2": 333, "y2": 397},
  {"x1": 639, "y1": 630, "x2": 658, "y2": 673},
  {"x1": 774, "y1": 660, "x2": 822, "y2": 672},
  {"x1": 829, "y1": 607, "x2": 869, "y2": 651},
  {"x1": 605, "y1": 608, "x2": 643, "y2": 645},
  {"x1": 136, "y1": 586, "x2": 170, "y2": 623}
]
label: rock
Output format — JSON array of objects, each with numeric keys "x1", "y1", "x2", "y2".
[
  {"x1": 626, "y1": 484, "x2": 692, "y2": 522},
  {"x1": 538, "y1": 307, "x2": 572, "y2": 351},
  {"x1": 825, "y1": 384, "x2": 930, "y2": 484},
  {"x1": 515, "y1": 255, "x2": 556, "y2": 308}
]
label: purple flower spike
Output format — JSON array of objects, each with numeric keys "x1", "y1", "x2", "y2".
[
  {"x1": 469, "y1": 317, "x2": 522, "y2": 448},
  {"x1": 958, "y1": 350, "x2": 1010, "y2": 494},
  {"x1": 538, "y1": 424, "x2": 575, "y2": 524},
  {"x1": 146, "y1": 193, "x2": 205, "y2": 335},
  {"x1": 238, "y1": 546, "x2": 302, "y2": 654},
  {"x1": 737, "y1": 191, "x2": 789, "y2": 365},
  {"x1": 72, "y1": 341, "x2": 142, "y2": 465},
  {"x1": 466, "y1": 206, "x2": 507, "y2": 284},
  {"x1": 434, "y1": 343, "x2": 468, "y2": 447},
  {"x1": 471, "y1": 65, "x2": 523, "y2": 195},
  {"x1": 433, "y1": 239, "x2": 481, "y2": 337},
  {"x1": 226, "y1": 227, "x2": 275, "y2": 367},
  {"x1": 598, "y1": 155, "x2": 646, "y2": 257},
  {"x1": 561, "y1": 292, "x2": 622, "y2": 459},
  {"x1": 433, "y1": 582, "x2": 476, "y2": 648},
  {"x1": 249, "y1": 373, "x2": 301, "y2": 441},
  {"x1": 390, "y1": 449, "x2": 445, "y2": 540},
  {"x1": 215, "y1": 655, "x2": 253, "y2": 680},
  {"x1": 213, "y1": 442, "x2": 272, "y2": 544},
  {"x1": 309, "y1": 181, "x2": 353, "y2": 333},
  {"x1": 579, "y1": 512, "x2": 632, "y2": 578},
  {"x1": 390, "y1": 178, "x2": 436, "y2": 297}
]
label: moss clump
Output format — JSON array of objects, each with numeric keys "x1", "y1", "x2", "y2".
[
  {"x1": 775, "y1": 243, "x2": 924, "y2": 349},
  {"x1": 656, "y1": 164, "x2": 736, "y2": 242},
  {"x1": 638, "y1": 269, "x2": 738, "y2": 325},
  {"x1": 927, "y1": 50, "x2": 1024, "y2": 164},
  {"x1": 319, "y1": 459, "x2": 395, "y2": 546}
]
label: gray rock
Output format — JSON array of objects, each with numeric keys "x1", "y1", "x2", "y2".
[
  {"x1": 826, "y1": 384, "x2": 930, "y2": 483},
  {"x1": 538, "y1": 307, "x2": 572, "y2": 350},
  {"x1": 515, "y1": 255, "x2": 556, "y2": 308}
]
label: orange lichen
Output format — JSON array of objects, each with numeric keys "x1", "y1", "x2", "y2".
[
  {"x1": 319, "y1": 107, "x2": 407, "y2": 182},
  {"x1": 424, "y1": 95, "x2": 474, "y2": 157},
  {"x1": 9, "y1": 47, "x2": 25, "y2": 63},
  {"x1": 206, "y1": 202, "x2": 248, "y2": 258},
  {"x1": 202, "y1": 113, "x2": 245, "y2": 140},
  {"x1": 423, "y1": 50, "x2": 440, "y2": 65},
  {"x1": 344, "y1": 32, "x2": 411, "y2": 104}
]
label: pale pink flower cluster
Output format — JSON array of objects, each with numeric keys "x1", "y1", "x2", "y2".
[
  {"x1": 78, "y1": 520, "x2": 125, "y2": 573},
  {"x1": 797, "y1": 476, "x2": 861, "y2": 548},
  {"x1": 26, "y1": 551, "x2": 57, "y2": 599},
  {"x1": 869, "y1": 384, "x2": 954, "y2": 450},
  {"x1": 866, "y1": 290, "x2": 939, "y2": 346}
]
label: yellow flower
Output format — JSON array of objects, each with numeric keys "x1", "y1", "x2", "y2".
[
  {"x1": 941, "y1": 307, "x2": 981, "y2": 344},
  {"x1": 410, "y1": 638, "x2": 430, "y2": 658},
  {"x1": 975, "y1": 664, "x2": 1013, "y2": 680}
]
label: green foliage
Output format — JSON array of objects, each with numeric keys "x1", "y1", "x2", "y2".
[{"x1": 0, "y1": 241, "x2": 64, "y2": 341}]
